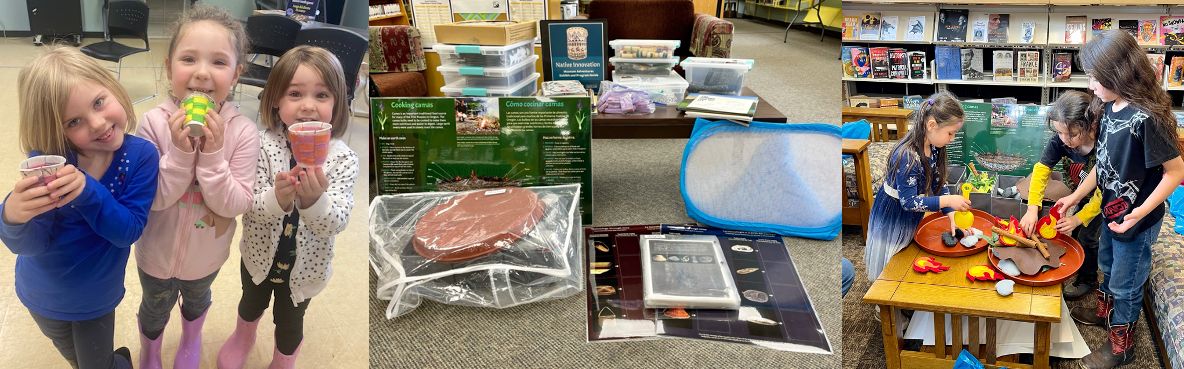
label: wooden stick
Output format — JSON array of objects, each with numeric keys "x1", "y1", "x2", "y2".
[
  {"x1": 1028, "y1": 234, "x2": 1052, "y2": 260},
  {"x1": 990, "y1": 226, "x2": 1051, "y2": 259}
]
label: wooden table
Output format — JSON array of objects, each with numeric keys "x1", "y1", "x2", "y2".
[
  {"x1": 843, "y1": 139, "x2": 872, "y2": 241},
  {"x1": 842, "y1": 107, "x2": 913, "y2": 142},
  {"x1": 591, "y1": 87, "x2": 787, "y2": 139},
  {"x1": 863, "y1": 244, "x2": 1062, "y2": 369}
]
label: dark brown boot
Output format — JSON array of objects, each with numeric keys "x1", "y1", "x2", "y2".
[
  {"x1": 1080, "y1": 322, "x2": 1137, "y2": 368},
  {"x1": 1072, "y1": 291, "x2": 1111, "y2": 326}
]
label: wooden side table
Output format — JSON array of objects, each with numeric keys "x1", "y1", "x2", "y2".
[
  {"x1": 863, "y1": 244, "x2": 1062, "y2": 369},
  {"x1": 842, "y1": 107, "x2": 913, "y2": 142},
  {"x1": 843, "y1": 139, "x2": 872, "y2": 241}
]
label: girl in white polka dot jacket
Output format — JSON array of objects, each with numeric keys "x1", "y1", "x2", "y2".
[{"x1": 215, "y1": 45, "x2": 358, "y2": 369}]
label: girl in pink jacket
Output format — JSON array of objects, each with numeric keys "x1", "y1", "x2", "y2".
[{"x1": 132, "y1": 7, "x2": 259, "y2": 369}]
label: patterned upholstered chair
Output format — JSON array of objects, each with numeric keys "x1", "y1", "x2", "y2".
[{"x1": 369, "y1": 25, "x2": 428, "y2": 97}]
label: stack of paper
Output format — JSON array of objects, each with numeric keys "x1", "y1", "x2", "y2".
[{"x1": 677, "y1": 93, "x2": 757, "y2": 122}]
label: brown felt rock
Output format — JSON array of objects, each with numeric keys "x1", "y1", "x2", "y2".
[
  {"x1": 1016, "y1": 174, "x2": 1072, "y2": 202},
  {"x1": 993, "y1": 244, "x2": 1067, "y2": 275}
]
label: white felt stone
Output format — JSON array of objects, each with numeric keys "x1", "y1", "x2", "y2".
[
  {"x1": 970, "y1": 227, "x2": 983, "y2": 236},
  {"x1": 996, "y1": 279, "x2": 1015, "y2": 296},
  {"x1": 960, "y1": 235, "x2": 979, "y2": 247},
  {"x1": 998, "y1": 259, "x2": 1021, "y2": 276}
]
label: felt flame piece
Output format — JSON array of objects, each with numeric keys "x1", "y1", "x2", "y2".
[
  {"x1": 966, "y1": 264, "x2": 1005, "y2": 281},
  {"x1": 994, "y1": 216, "x2": 1026, "y2": 246},
  {"x1": 1037, "y1": 203, "x2": 1063, "y2": 240},
  {"x1": 913, "y1": 257, "x2": 950, "y2": 273}
]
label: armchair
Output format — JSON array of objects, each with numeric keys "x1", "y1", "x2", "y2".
[{"x1": 369, "y1": 25, "x2": 429, "y2": 97}]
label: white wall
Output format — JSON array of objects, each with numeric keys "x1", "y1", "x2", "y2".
[{"x1": 0, "y1": 0, "x2": 106, "y2": 33}]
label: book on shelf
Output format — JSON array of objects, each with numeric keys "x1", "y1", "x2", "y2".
[
  {"x1": 1148, "y1": 54, "x2": 1166, "y2": 85},
  {"x1": 961, "y1": 48, "x2": 984, "y2": 81},
  {"x1": 937, "y1": 9, "x2": 969, "y2": 42},
  {"x1": 369, "y1": 5, "x2": 382, "y2": 17},
  {"x1": 860, "y1": 13, "x2": 882, "y2": 40},
  {"x1": 889, "y1": 48, "x2": 908, "y2": 79},
  {"x1": 1139, "y1": 20, "x2": 1158, "y2": 45},
  {"x1": 935, "y1": 46, "x2": 961, "y2": 80},
  {"x1": 1018, "y1": 51, "x2": 1039, "y2": 83},
  {"x1": 870, "y1": 47, "x2": 890, "y2": 79},
  {"x1": 1161, "y1": 16, "x2": 1184, "y2": 46},
  {"x1": 1119, "y1": 20, "x2": 1139, "y2": 40},
  {"x1": 903, "y1": 95, "x2": 922, "y2": 111},
  {"x1": 1021, "y1": 22, "x2": 1035, "y2": 43},
  {"x1": 1092, "y1": 18, "x2": 1112, "y2": 39},
  {"x1": 852, "y1": 47, "x2": 871, "y2": 78},
  {"x1": 848, "y1": 95, "x2": 880, "y2": 108},
  {"x1": 881, "y1": 16, "x2": 899, "y2": 41},
  {"x1": 908, "y1": 51, "x2": 926, "y2": 80},
  {"x1": 842, "y1": 46, "x2": 857, "y2": 78},
  {"x1": 844, "y1": 16, "x2": 860, "y2": 39},
  {"x1": 1170, "y1": 56, "x2": 1184, "y2": 88},
  {"x1": 879, "y1": 97, "x2": 900, "y2": 109},
  {"x1": 1053, "y1": 53, "x2": 1072, "y2": 82},
  {"x1": 988, "y1": 14, "x2": 1009, "y2": 43},
  {"x1": 971, "y1": 21, "x2": 987, "y2": 43},
  {"x1": 906, "y1": 16, "x2": 926, "y2": 41},
  {"x1": 1066, "y1": 16, "x2": 1087, "y2": 44},
  {"x1": 993, "y1": 50, "x2": 1014, "y2": 82}
]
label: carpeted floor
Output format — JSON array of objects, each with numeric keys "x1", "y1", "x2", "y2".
[
  {"x1": 368, "y1": 19, "x2": 844, "y2": 368},
  {"x1": 840, "y1": 226, "x2": 1168, "y2": 369}
]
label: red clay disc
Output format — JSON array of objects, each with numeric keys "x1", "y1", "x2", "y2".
[{"x1": 413, "y1": 187, "x2": 546, "y2": 263}]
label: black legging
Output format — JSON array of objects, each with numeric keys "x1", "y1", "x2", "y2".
[
  {"x1": 29, "y1": 310, "x2": 131, "y2": 369},
  {"x1": 238, "y1": 261, "x2": 310, "y2": 355}
]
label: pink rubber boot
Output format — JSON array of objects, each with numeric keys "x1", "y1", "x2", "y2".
[
  {"x1": 173, "y1": 304, "x2": 209, "y2": 369},
  {"x1": 137, "y1": 314, "x2": 164, "y2": 369},
  {"x1": 216, "y1": 315, "x2": 261, "y2": 369},
  {"x1": 267, "y1": 341, "x2": 302, "y2": 369}
]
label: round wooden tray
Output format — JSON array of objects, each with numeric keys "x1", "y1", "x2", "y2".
[
  {"x1": 987, "y1": 235, "x2": 1084, "y2": 287},
  {"x1": 413, "y1": 188, "x2": 546, "y2": 263},
  {"x1": 914, "y1": 209, "x2": 994, "y2": 257}
]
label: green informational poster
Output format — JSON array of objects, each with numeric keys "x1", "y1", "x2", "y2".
[
  {"x1": 949, "y1": 102, "x2": 1053, "y2": 177},
  {"x1": 371, "y1": 97, "x2": 594, "y2": 220}
]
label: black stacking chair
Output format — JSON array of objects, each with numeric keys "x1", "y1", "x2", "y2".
[
  {"x1": 81, "y1": 0, "x2": 155, "y2": 104},
  {"x1": 240, "y1": 14, "x2": 303, "y2": 89},
  {"x1": 294, "y1": 27, "x2": 369, "y2": 104}
]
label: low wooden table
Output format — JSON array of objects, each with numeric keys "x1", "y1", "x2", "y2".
[
  {"x1": 843, "y1": 138, "x2": 872, "y2": 241},
  {"x1": 863, "y1": 243, "x2": 1062, "y2": 369},
  {"x1": 591, "y1": 87, "x2": 787, "y2": 139},
  {"x1": 842, "y1": 107, "x2": 912, "y2": 142}
]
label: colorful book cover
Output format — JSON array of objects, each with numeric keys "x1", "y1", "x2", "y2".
[
  {"x1": 1170, "y1": 56, "x2": 1184, "y2": 87},
  {"x1": 1119, "y1": 20, "x2": 1139, "y2": 39},
  {"x1": 903, "y1": 95, "x2": 923, "y2": 111},
  {"x1": 988, "y1": 14, "x2": 1010, "y2": 43},
  {"x1": 936, "y1": 46, "x2": 961, "y2": 80},
  {"x1": 1021, "y1": 22, "x2": 1035, "y2": 43},
  {"x1": 842, "y1": 46, "x2": 857, "y2": 78},
  {"x1": 908, "y1": 51, "x2": 926, "y2": 79},
  {"x1": 937, "y1": 9, "x2": 969, "y2": 42},
  {"x1": 1018, "y1": 51, "x2": 1039, "y2": 83},
  {"x1": 1161, "y1": 16, "x2": 1184, "y2": 45},
  {"x1": 993, "y1": 50, "x2": 1013, "y2": 82},
  {"x1": 1066, "y1": 16, "x2": 1087, "y2": 44},
  {"x1": 852, "y1": 47, "x2": 871, "y2": 78},
  {"x1": 889, "y1": 48, "x2": 908, "y2": 79},
  {"x1": 971, "y1": 21, "x2": 988, "y2": 43},
  {"x1": 962, "y1": 48, "x2": 984, "y2": 80},
  {"x1": 881, "y1": 16, "x2": 899, "y2": 41},
  {"x1": 1147, "y1": 53, "x2": 1165, "y2": 85},
  {"x1": 870, "y1": 47, "x2": 890, "y2": 78},
  {"x1": 1053, "y1": 53, "x2": 1072, "y2": 82},
  {"x1": 1092, "y1": 18, "x2": 1112, "y2": 39},
  {"x1": 843, "y1": 16, "x2": 860, "y2": 39},
  {"x1": 860, "y1": 12, "x2": 882, "y2": 40},
  {"x1": 1139, "y1": 20, "x2": 1158, "y2": 45},
  {"x1": 906, "y1": 16, "x2": 926, "y2": 41}
]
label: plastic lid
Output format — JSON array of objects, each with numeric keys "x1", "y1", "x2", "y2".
[
  {"x1": 608, "y1": 39, "x2": 681, "y2": 48},
  {"x1": 437, "y1": 55, "x2": 539, "y2": 76},
  {"x1": 680, "y1": 57, "x2": 755, "y2": 71},
  {"x1": 611, "y1": 71, "x2": 689, "y2": 88},
  {"x1": 608, "y1": 56, "x2": 680, "y2": 65},
  {"x1": 442, "y1": 72, "x2": 541, "y2": 96},
  {"x1": 433, "y1": 39, "x2": 535, "y2": 55}
]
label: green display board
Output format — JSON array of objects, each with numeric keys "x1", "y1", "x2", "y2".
[
  {"x1": 949, "y1": 102, "x2": 1053, "y2": 177},
  {"x1": 371, "y1": 97, "x2": 593, "y2": 221}
]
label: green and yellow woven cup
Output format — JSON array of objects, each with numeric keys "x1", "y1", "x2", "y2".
[{"x1": 183, "y1": 92, "x2": 213, "y2": 137}]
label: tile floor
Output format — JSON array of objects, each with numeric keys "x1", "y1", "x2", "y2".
[{"x1": 0, "y1": 37, "x2": 369, "y2": 369}]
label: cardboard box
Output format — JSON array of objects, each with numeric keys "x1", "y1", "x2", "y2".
[{"x1": 434, "y1": 20, "x2": 538, "y2": 46}]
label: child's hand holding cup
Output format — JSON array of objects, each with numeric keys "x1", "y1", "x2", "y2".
[
  {"x1": 19, "y1": 155, "x2": 67, "y2": 188},
  {"x1": 182, "y1": 92, "x2": 214, "y2": 138}
]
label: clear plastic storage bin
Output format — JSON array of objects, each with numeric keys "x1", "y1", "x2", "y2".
[
  {"x1": 679, "y1": 57, "x2": 755, "y2": 96},
  {"x1": 608, "y1": 39, "x2": 680, "y2": 58},
  {"x1": 609, "y1": 57, "x2": 679, "y2": 76},
  {"x1": 610, "y1": 71, "x2": 689, "y2": 105},
  {"x1": 438, "y1": 55, "x2": 539, "y2": 87},
  {"x1": 441, "y1": 73, "x2": 540, "y2": 97},
  {"x1": 434, "y1": 39, "x2": 536, "y2": 68}
]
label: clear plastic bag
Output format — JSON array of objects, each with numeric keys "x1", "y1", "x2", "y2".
[
  {"x1": 369, "y1": 184, "x2": 583, "y2": 318},
  {"x1": 596, "y1": 83, "x2": 656, "y2": 114}
]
